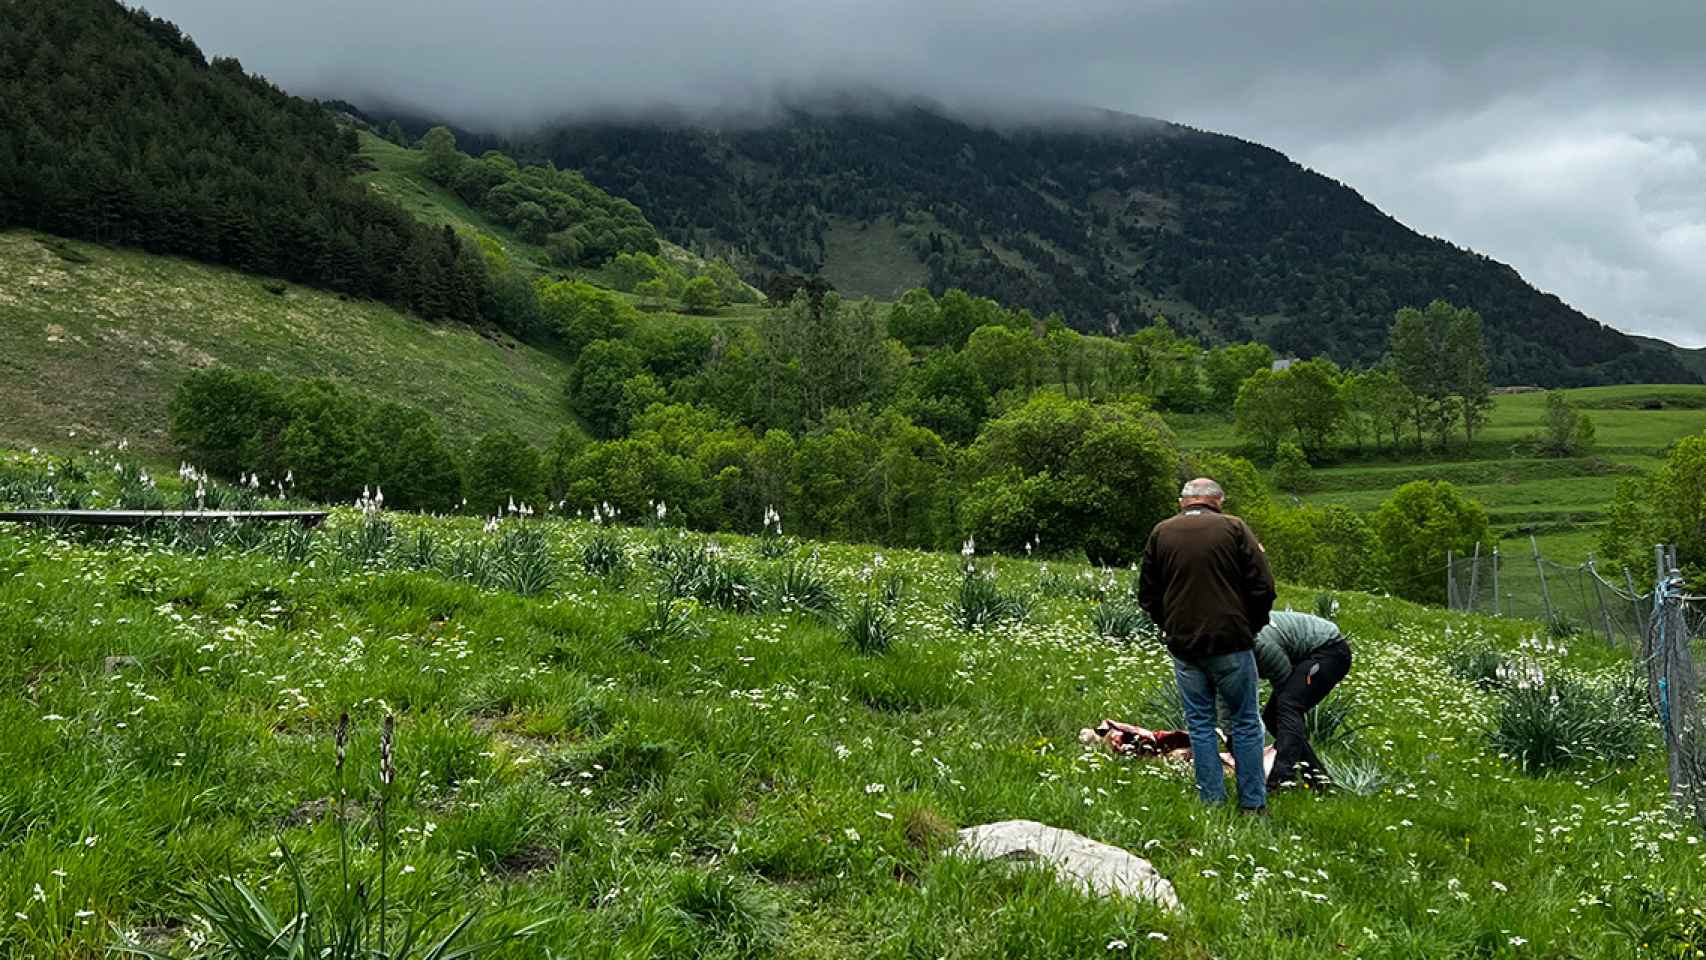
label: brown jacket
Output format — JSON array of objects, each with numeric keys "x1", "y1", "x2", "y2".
[{"x1": 1137, "y1": 505, "x2": 1276, "y2": 661}]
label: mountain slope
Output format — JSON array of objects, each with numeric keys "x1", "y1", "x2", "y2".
[
  {"x1": 0, "y1": 0, "x2": 490, "y2": 324},
  {"x1": 0, "y1": 231, "x2": 577, "y2": 457},
  {"x1": 525, "y1": 104, "x2": 1697, "y2": 387},
  {"x1": 1634, "y1": 335, "x2": 1706, "y2": 381}
]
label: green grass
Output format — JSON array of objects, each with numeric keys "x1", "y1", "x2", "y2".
[
  {"x1": 1176, "y1": 384, "x2": 1706, "y2": 553},
  {"x1": 2, "y1": 447, "x2": 1701, "y2": 959},
  {"x1": 1173, "y1": 385, "x2": 1706, "y2": 626},
  {"x1": 0, "y1": 229, "x2": 580, "y2": 459},
  {"x1": 819, "y1": 216, "x2": 929, "y2": 301},
  {"x1": 356, "y1": 133, "x2": 555, "y2": 274}
]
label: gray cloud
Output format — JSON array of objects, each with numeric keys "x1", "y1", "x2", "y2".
[{"x1": 148, "y1": 0, "x2": 1706, "y2": 346}]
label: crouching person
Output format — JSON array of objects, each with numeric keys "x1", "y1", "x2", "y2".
[{"x1": 1254, "y1": 611, "x2": 1353, "y2": 791}]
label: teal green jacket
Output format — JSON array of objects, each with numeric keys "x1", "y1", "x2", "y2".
[{"x1": 1253, "y1": 612, "x2": 1342, "y2": 685}]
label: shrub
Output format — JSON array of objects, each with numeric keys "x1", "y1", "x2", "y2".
[
  {"x1": 168, "y1": 368, "x2": 291, "y2": 479},
  {"x1": 1272, "y1": 441, "x2": 1312, "y2": 493},
  {"x1": 1598, "y1": 431, "x2": 1706, "y2": 587},
  {"x1": 681, "y1": 275, "x2": 725, "y2": 314},
  {"x1": 279, "y1": 380, "x2": 371, "y2": 502},
  {"x1": 961, "y1": 394, "x2": 1179, "y2": 565},
  {"x1": 1535, "y1": 390, "x2": 1596, "y2": 457},
  {"x1": 567, "y1": 339, "x2": 645, "y2": 439},
  {"x1": 1371, "y1": 480, "x2": 1491, "y2": 604},
  {"x1": 463, "y1": 431, "x2": 544, "y2": 517},
  {"x1": 1261, "y1": 505, "x2": 1383, "y2": 592},
  {"x1": 1491, "y1": 674, "x2": 1645, "y2": 773}
]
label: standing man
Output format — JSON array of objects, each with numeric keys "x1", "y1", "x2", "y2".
[
  {"x1": 1253, "y1": 611, "x2": 1353, "y2": 791},
  {"x1": 1138, "y1": 478, "x2": 1277, "y2": 814}
]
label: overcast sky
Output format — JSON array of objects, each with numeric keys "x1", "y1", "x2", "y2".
[{"x1": 147, "y1": 0, "x2": 1706, "y2": 347}]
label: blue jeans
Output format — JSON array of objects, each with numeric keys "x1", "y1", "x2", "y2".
[{"x1": 1172, "y1": 651, "x2": 1267, "y2": 809}]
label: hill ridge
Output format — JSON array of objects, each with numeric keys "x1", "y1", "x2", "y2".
[{"x1": 432, "y1": 102, "x2": 1701, "y2": 387}]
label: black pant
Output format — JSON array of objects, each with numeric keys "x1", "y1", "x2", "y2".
[{"x1": 1262, "y1": 638, "x2": 1352, "y2": 786}]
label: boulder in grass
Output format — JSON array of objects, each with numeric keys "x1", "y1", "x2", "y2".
[{"x1": 951, "y1": 819, "x2": 1182, "y2": 913}]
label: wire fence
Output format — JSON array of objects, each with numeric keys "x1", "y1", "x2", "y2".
[
  {"x1": 1451, "y1": 541, "x2": 1704, "y2": 826},
  {"x1": 1446, "y1": 537, "x2": 1657, "y2": 648}
]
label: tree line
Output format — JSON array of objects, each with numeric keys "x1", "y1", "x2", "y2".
[
  {"x1": 416, "y1": 127, "x2": 660, "y2": 269},
  {"x1": 173, "y1": 284, "x2": 1532, "y2": 601}
]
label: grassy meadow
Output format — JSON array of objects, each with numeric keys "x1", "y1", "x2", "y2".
[
  {"x1": 2, "y1": 447, "x2": 1703, "y2": 960},
  {"x1": 0, "y1": 230, "x2": 579, "y2": 458},
  {"x1": 1169, "y1": 385, "x2": 1706, "y2": 608}
]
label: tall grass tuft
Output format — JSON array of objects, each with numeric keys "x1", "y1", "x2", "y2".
[
  {"x1": 629, "y1": 593, "x2": 700, "y2": 652},
  {"x1": 756, "y1": 531, "x2": 796, "y2": 560},
  {"x1": 1548, "y1": 615, "x2": 1583, "y2": 642},
  {"x1": 1491, "y1": 674, "x2": 1645, "y2": 773},
  {"x1": 335, "y1": 514, "x2": 394, "y2": 568},
  {"x1": 1321, "y1": 750, "x2": 1391, "y2": 796},
  {"x1": 667, "y1": 870, "x2": 788, "y2": 955},
  {"x1": 690, "y1": 552, "x2": 760, "y2": 613},
  {"x1": 1448, "y1": 646, "x2": 1510, "y2": 689},
  {"x1": 1302, "y1": 692, "x2": 1363, "y2": 752},
  {"x1": 405, "y1": 529, "x2": 438, "y2": 571},
  {"x1": 444, "y1": 538, "x2": 494, "y2": 587},
  {"x1": 843, "y1": 594, "x2": 897, "y2": 655},
  {"x1": 1313, "y1": 591, "x2": 1340, "y2": 620},
  {"x1": 579, "y1": 526, "x2": 628, "y2": 580},
  {"x1": 766, "y1": 558, "x2": 840, "y2": 617},
  {"x1": 1135, "y1": 680, "x2": 1186, "y2": 731},
  {"x1": 270, "y1": 523, "x2": 316, "y2": 565},
  {"x1": 950, "y1": 566, "x2": 1030, "y2": 631},
  {"x1": 494, "y1": 525, "x2": 555, "y2": 597},
  {"x1": 1090, "y1": 598, "x2": 1154, "y2": 645},
  {"x1": 1038, "y1": 566, "x2": 1117, "y2": 602}
]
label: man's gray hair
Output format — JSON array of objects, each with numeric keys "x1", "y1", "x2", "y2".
[{"x1": 1180, "y1": 479, "x2": 1225, "y2": 499}]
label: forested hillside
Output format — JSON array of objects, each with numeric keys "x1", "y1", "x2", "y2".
[
  {"x1": 0, "y1": 0, "x2": 660, "y2": 334},
  {"x1": 517, "y1": 105, "x2": 1697, "y2": 387}
]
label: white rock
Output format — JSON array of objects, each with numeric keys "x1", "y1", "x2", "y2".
[{"x1": 952, "y1": 819, "x2": 1182, "y2": 913}]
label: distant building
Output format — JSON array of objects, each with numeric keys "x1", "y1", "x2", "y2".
[{"x1": 1272, "y1": 357, "x2": 1298, "y2": 371}]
